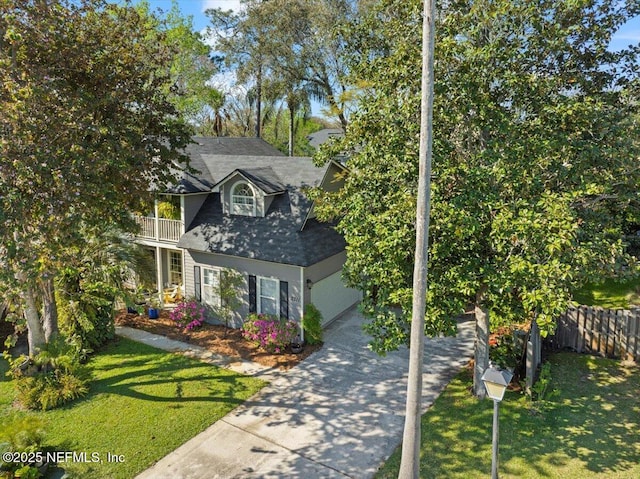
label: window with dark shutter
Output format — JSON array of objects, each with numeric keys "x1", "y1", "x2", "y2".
[
  {"x1": 279, "y1": 281, "x2": 288, "y2": 319},
  {"x1": 194, "y1": 266, "x2": 201, "y2": 302},
  {"x1": 248, "y1": 275, "x2": 257, "y2": 313}
]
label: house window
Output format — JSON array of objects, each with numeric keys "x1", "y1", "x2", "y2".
[
  {"x1": 258, "y1": 276, "x2": 279, "y2": 316},
  {"x1": 231, "y1": 182, "x2": 255, "y2": 216},
  {"x1": 202, "y1": 268, "x2": 221, "y2": 307},
  {"x1": 168, "y1": 250, "x2": 182, "y2": 285}
]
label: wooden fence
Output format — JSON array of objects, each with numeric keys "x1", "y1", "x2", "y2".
[{"x1": 548, "y1": 306, "x2": 640, "y2": 361}]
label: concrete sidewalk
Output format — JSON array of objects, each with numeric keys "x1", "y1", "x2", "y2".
[{"x1": 122, "y1": 308, "x2": 475, "y2": 479}]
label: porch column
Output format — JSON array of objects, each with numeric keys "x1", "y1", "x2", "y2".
[
  {"x1": 155, "y1": 246, "x2": 163, "y2": 300},
  {"x1": 154, "y1": 199, "x2": 160, "y2": 241}
]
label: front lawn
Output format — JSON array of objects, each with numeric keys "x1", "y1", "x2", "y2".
[
  {"x1": 376, "y1": 352, "x2": 640, "y2": 479},
  {"x1": 0, "y1": 338, "x2": 266, "y2": 479}
]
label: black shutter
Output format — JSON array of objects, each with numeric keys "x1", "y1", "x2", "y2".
[
  {"x1": 194, "y1": 266, "x2": 201, "y2": 302},
  {"x1": 248, "y1": 275, "x2": 257, "y2": 313},
  {"x1": 279, "y1": 281, "x2": 289, "y2": 319}
]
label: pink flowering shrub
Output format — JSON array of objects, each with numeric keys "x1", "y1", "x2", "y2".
[
  {"x1": 170, "y1": 299, "x2": 206, "y2": 331},
  {"x1": 242, "y1": 313, "x2": 298, "y2": 354}
]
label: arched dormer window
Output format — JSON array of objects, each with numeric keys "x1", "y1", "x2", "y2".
[{"x1": 231, "y1": 182, "x2": 255, "y2": 216}]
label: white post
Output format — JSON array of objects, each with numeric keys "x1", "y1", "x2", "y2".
[
  {"x1": 156, "y1": 246, "x2": 163, "y2": 300},
  {"x1": 154, "y1": 198, "x2": 160, "y2": 241},
  {"x1": 491, "y1": 399, "x2": 500, "y2": 479}
]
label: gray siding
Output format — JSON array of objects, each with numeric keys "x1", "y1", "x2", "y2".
[{"x1": 184, "y1": 250, "x2": 303, "y2": 327}]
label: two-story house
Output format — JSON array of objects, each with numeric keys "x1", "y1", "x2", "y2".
[{"x1": 133, "y1": 137, "x2": 361, "y2": 330}]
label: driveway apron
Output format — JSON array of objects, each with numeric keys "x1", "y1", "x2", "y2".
[{"x1": 135, "y1": 308, "x2": 475, "y2": 479}]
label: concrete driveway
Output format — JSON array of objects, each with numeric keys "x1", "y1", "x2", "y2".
[{"x1": 135, "y1": 308, "x2": 475, "y2": 479}]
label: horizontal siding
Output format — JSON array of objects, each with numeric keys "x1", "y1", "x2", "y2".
[{"x1": 184, "y1": 250, "x2": 303, "y2": 325}]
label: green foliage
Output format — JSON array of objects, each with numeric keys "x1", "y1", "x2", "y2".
[
  {"x1": 57, "y1": 292, "x2": 114, "y2": 355},
  {"x1": 214, "y1": 269, "x2": 245, "y2": 331},
  {"x1": 261, "y1": 114, "x2": 326, "y2": 156},
  {"x1": 56, "y1": 231, "x2": 155, "y2": 352},
  {"x1": 7, "y1": 337, "x2": 90, "y2": 411},
  {"x1": 302, "y1": 303, "x2": 323, "y2": 345},
  {"x1": 206, "y1": 0, "x2": 353, "y2": 135},
  {"x1": 0, "y1": 0, "x2": 192, "y2": 352},
  {"x1": 525, "y1": 361, "x2": 558, "y2": 413},
  {"x1": 489, "y1": 328, "x2": 526, "y2": 371},
  {"x1": 377, "y1": 353, "x2": 640, "y2": 479},
  {"x1": 156, "y1": 197, "x2": 181, "y2": 220},
  {"x1": 0, "y1": 414, "x2": 45, "y2": 479},
  {"x1": 0, "y1": 414, "x2": 46, "y2": 453},
  {"x1": 1, "y1": 338, "x2": 266, "y2": 479},
  {"x1": 313, "y1": 0, "x2": 640, "y2": 354}
]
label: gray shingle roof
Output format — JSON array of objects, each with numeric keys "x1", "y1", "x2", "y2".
[
  {"x1": 215, "y1": 167, "x2": 286, "y2": 195},
  {"x1": 166, "y1": 137, "x2": 285, "y2": 194},
  {"x1": 177, "y1": 192, "x2": 345, "y2": 267},
  {"x1": 307, "y1": 128, "x2": 344, "y2": 149},
  {"x1": 176, "y1": 152, "x2": 346, "y2": 267}
]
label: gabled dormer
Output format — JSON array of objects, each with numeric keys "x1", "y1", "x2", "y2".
[{"x1": 215, "y1": 167, "x2": 286, "y2": 218}]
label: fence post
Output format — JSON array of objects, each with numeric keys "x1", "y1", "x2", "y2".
[{"x1": 526, "y1": 320, "x2": 541, "y2": 392}]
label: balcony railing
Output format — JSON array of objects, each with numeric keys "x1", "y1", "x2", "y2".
[{"x1": 134, "y1": 216, "x2": 183, "y2": 242}]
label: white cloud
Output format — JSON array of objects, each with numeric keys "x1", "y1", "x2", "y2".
[
  {"x1": 201, "y1": 0, "x2": 242, "y2": 12},
  {"x1": 615, "y1": 33, "x2": 640, "y2": 41}
]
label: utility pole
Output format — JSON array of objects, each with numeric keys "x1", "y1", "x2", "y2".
[{"x1": 398, "y1": 0, "x2": 436, "y2": 477}]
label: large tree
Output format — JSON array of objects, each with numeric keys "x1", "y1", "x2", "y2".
[
  {"x1": 136, "y1": 0, "x2": 221, "y2": 126},
  {"x1": 207, "y1": 0, "x2": 354, "y2": 138},
  {"x1": 313, "y1": 0, "x2": 640, "y2": 395},
  {"x1": 0, "y1": 0, "x2": 192, "y2": 355}
]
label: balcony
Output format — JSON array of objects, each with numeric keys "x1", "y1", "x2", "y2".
[{"x1": 134, "y1": 216, "x2": 184, "y2": 242}]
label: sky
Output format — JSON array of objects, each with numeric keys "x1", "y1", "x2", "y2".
[
  {"x1": 144, "y1": 0, "x2": 241, "y2": 31},
  {"x1": 138, "y1": 0, "x2": 639, "y2": 119},
  {"x1": 143, "y1": 0, "x2": 640, "y2": 50}
]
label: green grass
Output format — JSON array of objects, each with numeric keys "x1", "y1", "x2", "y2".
[
  {"x1": 0, "y1": 338, "x2": 266, "y2": 479},
  {"x1": 573, "y1": 277, "x2": 640, "y2": 308},
  {"x1": 376, "y1": 352, "x2": 640, "y2": 479}
]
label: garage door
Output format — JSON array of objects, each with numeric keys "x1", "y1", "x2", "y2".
[{"x1": 310, "y1": 271, "x2": 361, "y2": 326}]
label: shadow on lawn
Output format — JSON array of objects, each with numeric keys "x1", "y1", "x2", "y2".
[
  {"x1": 414, "y1": 353, "x2": 639, "y2": 479},
  {"x1": 84, "y1": 338, "x2": 261, "y2": 405},
  {"x1": 510, "y1": 353, "x2": 640, "y2": 477}
]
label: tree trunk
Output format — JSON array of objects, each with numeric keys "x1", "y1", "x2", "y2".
[
  {"x1": 41, "y1": 276, "x2": 59, "y2": 343},
  {"x1": 473, "y1": 290, "x2": 490, "y2": 398},
  {"x1": 398, "y1": 0, "x2": 435, "y2": 477},
  {"x1": 288, "y1": 102, "x2": 295, "y2": 157},
  {"x1": 23, "y1": 286, "x2": 46, "y2": 356},
  {"x1": 255, "y1": 63, "x2": 262, "y2": 138}
]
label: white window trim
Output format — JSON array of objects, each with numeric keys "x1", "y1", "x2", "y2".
[
  {"x1": 168, "y1": 250, "x2": 183, "y2": 286},
  {"x1": 230, "y1": 180, "x2": 256, "y2": 217},
  {"x1": 257, "y1": 276, "x2": 279, "y2": 316},
  {"x1": 202, "y1": 267, "x2": 221, "y2": 308}
]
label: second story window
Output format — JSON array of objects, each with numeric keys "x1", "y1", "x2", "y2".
[{"x1": 231, "y1": 182, "x2": 255, "y2": 216}]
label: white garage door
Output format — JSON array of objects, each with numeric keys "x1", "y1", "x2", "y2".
[{"x1": 310, "y1": 271, "x2": 361, "y2": 326}]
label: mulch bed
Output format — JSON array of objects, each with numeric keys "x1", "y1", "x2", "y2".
[{"x1": 114, "y1": 310, "x2": 322, "y2": 371}]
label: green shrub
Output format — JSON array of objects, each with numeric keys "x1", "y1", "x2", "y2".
[
  {"x1": 57, "y1": 290, "x2": 115, "y2": 352},
  {"x1": 8, "y1": 338, "x2": 90, "y2": 411},
  {"x1": 0, "y1": 414, "x2": 45, "y2": 453},
  {"x1": 0, "y1": 414, "x2": 45, "y2": 478},
  {"x1": 303, "y1": 304, "x2": 323, "y2": 345}
]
